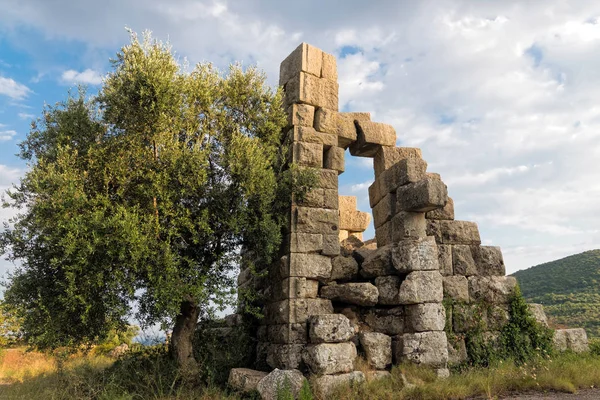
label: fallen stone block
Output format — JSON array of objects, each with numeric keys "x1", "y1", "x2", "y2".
[
  {"x1": 321, "y1": 282, "x2": 379, "y2": 306},
  {"x1": 391, "y1": 211, "x2": 427, "y2": 242},
  {"x1": 392, "y1": 237, "x2": 440, "y2": 273},
  {"x1": 375, "y1": 275, "x2": 402, "y2": 305},
  {"x1": 268, "y1": 323, "x2": 308, "y2": 344},
  {"x1": 349, "y1": 120, "x2": 396, "y2": 157},
  {"x1": 443, "y1": 275, "x2": 469, "y2": 302},
  {"x1": 405, "y1": 303, "x2": 446, "y2": 332},
  {"x1": 374, "y1": 146, "x2": 423, "y2": 178},
  {"x1": 292, "y1": 141, "x2": 323, "y2": 167},
  {"x1": 280, "y1": 43, "x2": 323, "y2": 85},
  {"x1": 553, "y1": 329, "x2": 567, "y2": 351},
  {"x1": 373, "y1": 193, "x2": 396, "y2": 228},
  {"x1": 266, "y1": 344, "x2": 305, "y2": 370},
  {"x1": 471, "y1": 245, "x2": 506, "y2": 276},
  {"x1": 394, "y1": 331, "x2": 449, "y2": 367},
  {"x1": 396, "y1": 177, "x2": 448, "y2": 213},
  {"x1": 308, "y1": 314, "x2": 355, "y2": 344},
  {"x1": 398, "y1": 271, "x2": 444, "y2": 304},
  {"x1": 452, "y1": 245, "x2": 477, "y2": 276},
  {"x1": 426, "y1": 197, "x2": 455, "y2": 220},
  {"x1": 438, "y1": 244, "x2": 453, "y2": 276},
  {"x1": 360, "y1": 245, "x2": 395, "y2": 278},
  {"x1": 331, "y1": 255, "x2": 359, "y2": 281},
  {"x1": 287, "y1": 103, "x2": 315, "y2": 127},
  {"x1": 284, "y1": 71, "x2": 339, "y2": 110},
  {"x1": 364, "y1": 307, "x2": 405, "y2": 336},
  {"x1": 324, "y1": 146, "x2": 345, "y2": 173},
  {"x1": 565, "y1": 328, "x2": 589, "y2": 352},
  {"x1": 468, "y1": 276, "x2": 517, "y2": 304},
  {"x1": 228, "y1": 368, "x2": 268, "y2": 394},
  {"x1": 303, "y1": 342, "x2": 357, "y2": 375},
  {"x1": 293, "y1": 206, "x2": 338, "y2": 234},
  {"x1": 257, "y1": 368, "x2": 307, "y2": 400},
  {"x1": 528, "y1": 303, "x2": 549, "y2": 327},
  {"x1": 360, "y1": 332, "x2": 392, "y2": 369},
  {"x1": 312, "y1": 371, "x2": 365, "y2": 397},
  {"x1": 339, "y1": 210, "x2": 371, "y2": 232}
]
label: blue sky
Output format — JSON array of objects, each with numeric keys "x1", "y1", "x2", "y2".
[{"x1": 1, "y1": 0, "x2": 600, "y2": 280}]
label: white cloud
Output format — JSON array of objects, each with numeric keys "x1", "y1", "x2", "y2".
[
  {"x1": 17, "y1": 112, "x2": 34, "y2": 120},
  {"x1": 0, "y1": 76, "x2": 31, "y2": 100},
  {"x1": 61, "y1": 69, "x2": 103, "y2": 85},
  {"x1": 0, "y1": 130, "x2": 17, "y2": 141}
]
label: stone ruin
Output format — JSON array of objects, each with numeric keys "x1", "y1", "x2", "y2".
[{"x1": 228, "y1": 43, "x2": 589, "y2": 398}]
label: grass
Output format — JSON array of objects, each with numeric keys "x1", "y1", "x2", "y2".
[{"x1": 1, "y1": 347, "x2": 600, "y2": 399}]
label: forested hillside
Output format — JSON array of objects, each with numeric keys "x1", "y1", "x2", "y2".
[{"x1": 513, "y1": 250, "x2": 600, "y2": 337}]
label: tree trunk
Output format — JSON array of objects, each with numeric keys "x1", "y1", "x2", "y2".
[{"x1": 169, "y1": 298, "x2": 200, "y2": 374}]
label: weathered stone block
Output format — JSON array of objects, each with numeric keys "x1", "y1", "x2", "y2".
[
  {"x1": 373, "y1": 193, "x2": 395, "y2": 228},
  {"x1": 321, "y1": 52, "x2": 337, "y2": 81},
  {"x1": 429, "y1": 220, "x2": 482, "y2": 245},
  {"x1": 447, "y1": 338, "x2": 468, "y2": 365},
  {"x1": 321, "y1": 282, "x2": 379, "y2": 306},
  {"x1": 350, "y1": 120, "x2": 396, "y2": 157},
  {"x1": 375, "y1": 221, "x2": 393, "y2": 247},
  {"x1": 396, "y1": 178, "x2": 448, "y2": 213},
  {"x1": 487, "y1": 305, "x2": 510, "y2": 331},
  {"x1": 392, "y1": 236, "x2": 440, "y2": 273},
  {"x1": 375, "y1": 276, "x2": 402, "y2": 305},
  {"x1": 392, "y1": 211, "x2": 427, "y2": 242},
  {"x1": 468, "y1": 276, "x2": 517, "y2": 304},
  {"x1": 398, "y1": 271, "x2": 443, "y2": 304},
  {"x1": 405, "y1": 303, "x2": 446, "y2": 332},
  {"x1": 365, "y1": 370, "x2": 391, "y2": 382},
  {"x1": 299, "y1": 188, "x2": 338, "y2": 210},
  {"x1": 452, "y1": 245, "x2": 477, "y2": 276},
  {"x1": 394, "y1": 331, "x2": 448, "y2": 367},
  {"x1": 257, "y1": 368, "x2": 307, "y2": 400},
  {"x1": 280, "y1": 43, "x2": 323, "y2": 85},
  {"x1": 365, "y1": 307, "x2": 405, "y2": 336},
  {"x1": 360, "y1": 332, "x2": 392, "y2": 369},
  {"x1": 443, "y1": 276, "x2": 469, "y2": 302},
  {"x1": 565, "y1": 328, "x2": 589, "y2": 352},
  {"x1": 287, "y1": 103, "x2": 315, "y2": 127},
  {"x1": 528, "y1": 303, "x2": 549, "y2": 327},
  {"x1": 314, "y1": 108, "x2": 357, "y2": 148},
  {"x1": 338, "y1": 196, "x2": 357, "y2": 212},
  {"x1": 289, "y1": 126, "x2": 337, "y2": 149},
  {"x1": 303, "y1": 342, "x2": 357, "y2": 375},
  {"x1": 426, "y1": 197, "x2": 455, "y2": 220},
  {"x1": 266, "y1": 344, "x2": 305, "y2": 370},
  {"x1": 308, "y1": 314, "x2": 354, "y2": 343},
  {"x1": 293, "y1": 206, "x2": 338, "y2": 234},
  {"x1": 312, "y1": 371, "x2": 365, "y2": 397},
  {"x1": 324, "y1": 146, "x2": 345, "y2": 173},
  {"x1": 288, "y1": 233, "x2": 323, "y2": 253},
  {"x1": 374, "y1": 146, "x2": 423, "y2": 178},
  {"x1": 265, "y1": 298, "x2": 334, "y2": 324},
  {"x1": 284, "y1": 72, "x2": 338, "y2": 110},
  {"x1": 438, "y1": 244, "x2": 453, "y2": 276},
  {"x1": 286, "y1": 253, "x2": 332, "y2": 281},
  {"x1": 268, "y1": 324, "x2": 307, "y2": 344},
  {"x1": 322, "y1": 234, "x2": 340, "y2": 256},
  {"x1": 453, "y1": 303, "x2": 486, "y2": 333},
  {"x1": 272, "y1": 277, "x2": 319, "y2": 301},
  {"x1": 228, "y1": 368, "x2": 268, "y2": 393},
  {"x1": 331, "y1": 255, "x2": 359, "y2": 281},
  {"x1": 381, "y1": 158, "x2": 429, "y2": 198},
  {"x1": 339, "y1": 210, "x2": 371, "y2": 232},
  {"x1": 471, "y1": 245, "x2": 505, "y2": 276},
  {"x1": 361, "y1": 245, "x2": 395, "y2": 278},
  {"x1": 312, "y1": 168, "x2": 338, "y2": 190},
  {"x1": 553, "y1": 329, "x2": 567, "y2": 351},
  {"x1": 292, "y1": 141, "x2": 323, "y2": 167}
]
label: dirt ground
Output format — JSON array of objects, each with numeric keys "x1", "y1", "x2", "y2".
[{"x1": 499, "y1": 388, "x2": 600, "y2": 399}]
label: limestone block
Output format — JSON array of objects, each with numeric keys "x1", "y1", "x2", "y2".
[
  {"x1": 292, "y1": 141, "x2": 323, "y2": 167},
  {"x1": 228, "y1": 368, "x2": 268, "y2": 393},
  {"x1": 365, "y1": 370, "x2": 391, "y2": 382},
  {"x1": 288, "y1": 233, "x2": 323, "y2": 253},
  {"x1": 553, "y1": 329, "x2": 567, "y2": 351},
  {"x1": 266, "y1": 344, "x2": 305, "y2": 370},
  {"x1": 437, "y1": 368, "x2": 450, "y2": 379},
  {"x1": 380, "y1": 158, "x2": 429, "y2": 199},
  {"x1": 350, "y1": 120, "x2": 397, "y2": 157},
  {"x1": 268, "y1": 324, "x2": 308, "y2": 344},
  {"x1": 398, "y1": 271, "x2": 444, "y2": 304},
  {"x1": 360, "y1": 332, "x2": 392, "y2": 369},
  {"x1": 257, "y1": 368, "x2": 307, "y2": 400},
  {"x1": 288, "y1": 126, "x2": 337, "y2": 149},
  {"x1": 392, "y1": 211, "x2": 427, "y2": 242},
  {"x1": 405, "y1": 303, "x2": 446, "y2": 332},
  {"x1": 443, "y1": 276, "x2": 469, "y2": 302},
  {"x1": 331, "y1": 255, "x2": 359, "y2": 281},
  {"x1": 299, "y1": 188, "x2": 338, "y2": 210},
  {"x1": 365, "y1": 307, "x2": 405, "y2": 336},
  {"x1": 312, "y1": 371, "x2": 365, "y2": 397},
  {"x1": 303, "y1": 342, "x2": 357, "y2": 375},
  {"x1": 314, "y1": 108, "x2": 358, "y2": 148},
  {"x1": 280, "y1": 43, "x2": 323, "y2": 85},
  {"x1": 392, "y1": 236, "x2": 440, "y2": 273},
  {"x1": 452, "y1": 245, "x2": 477, "y2": 276},
  {"x1": 321, "y1": 51, "x2": 338, "y2": 81},
  {"x1": 351, "y1": 243, "x2": 374, "y2": 264},
  {"x1": 287, "y1": 103, "x2": 315, "y2": 127},
  {"x1": 293, "y1": 206, "x2": 338, "y2": 234},
  {"x1": 272, "y1": 277, "x2": 319, "y2": 301},
  {"x1": 565, "y1": 328, "x2": 589, "y2": 352},
  {"x1": 396, "y1": 178, "x2": 448, "y2": 213},
  {"x1": 375, "y1": 276, "x2": 402, "y2": 305},
  {"x1": 374, "y1": 146, "x2": 423, "y2": 178},
  {"x1": 528, "y1": 303, "x2": 549, "y2": 327},
  {"x1": 322, "y1": 234, "x2": 340, "y2": 256},
  {"x1": 394, "y1": 331, "x2": 448, "y2": 367},
  {"x1": 447, "y1": 338, "x2": 468, "y2": 365},
  {"x1": 343, "y1": 111, "x2": 371, "y2": 122},
  {"x1": 426, "y1": 197, "x2": 455, "y2": 220},
  {"x1": 255, "y1": 342, "x2": 269, "y2": 371},
  {"x1": 453, "y1": 303, "x2": 486, "y2": 333},
  {"x1": 324, "y1": 146, "x2": 345, "y2": 173},
  {"x1": 375, "y1": 221, "x2": 392, "y2": 247},
  {"x1": 313, "y1": 168, "x2": 339, "y2": 190},
  {"x1": 286, "y1": 253, "x2": 332, "y2": 281},
  {"x1": 468, "y1": 276, "x2": 518, "y2": 304},
  {"x1": 264, "y1": 298, "x2": 334, "y2": 324},
  {"x1": 308, "y1": 314, "x2": 354, "y2": 343},
  {"x1": 339, "y1": 229, "x2": 349, "y2": 242},
  {"x1": 338, "y1": 195, "x2": 357, "y2": 212},
  {"x1": 471, "y1": 246, "x2": 506, "y2": 276},
  {"x1": 429, "y1": 220, "x2": 482, "y2": 245},
  {"x1": 487, "y1": 305, "x2": 510, "y2": 331},
  {"x1": 339, "y1": 210, "x2": 371, "y2": 232},
  {"x1": 438, "y1": 244, "x2": 453, "y2": 276},
  {"x1": 320, "y1": 282, "x2": 379, "y2": 306},
  {"x1": 284, "y1": 72, "x2": 339, "y2": 110},
  {"x1": 360, "y1": 245, "x2": 395, "y2": 278},
  {"x1": 373, "y1": 193, "x2": 395, "y2": 228}
]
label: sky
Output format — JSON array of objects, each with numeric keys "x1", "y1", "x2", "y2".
[{"x1": 1, "y1": 0, "x2": 600, "y2": 278}]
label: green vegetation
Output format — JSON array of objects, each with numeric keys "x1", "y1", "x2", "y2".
[{"x1": 513, "y1": 249, "x2": 600, "y2": 337}]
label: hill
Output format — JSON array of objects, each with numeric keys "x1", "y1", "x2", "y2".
[{"x1": 512, "y1": 249, "x2": 600, "y2": 337}]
